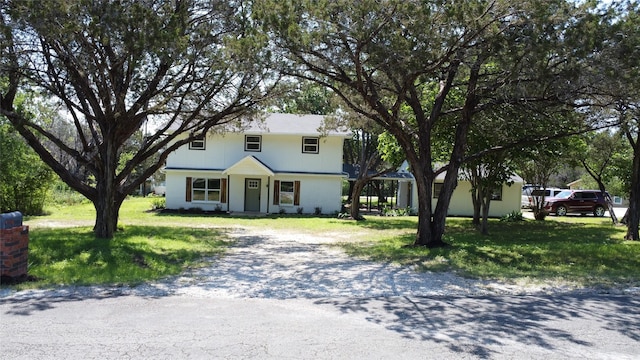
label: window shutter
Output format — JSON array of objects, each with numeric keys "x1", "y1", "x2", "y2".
[
  {"x1": 294, "y1": 180, "x2": 301, "y2": 206},
  {"x1": 186, "y1": 177, "x2": 192, "y2": 202},
  {"x1": 220, "y1": 178, "x2": 227, "y2": 203},
  {"x1": 273, "y1": 180, "x2": 280, "y2": 205}
]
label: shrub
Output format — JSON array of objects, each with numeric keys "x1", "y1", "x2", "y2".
[
  {"x1": 382, "y1": 206, "x2": 412, "y2": 217},
  {"x1": 314, "y1": 207, "x2": 322, "y2": 215},
  {"x1": 500, "y1": 211, "x2": 524, "y2": 222},
  {"x1": 151, "y1": 197, "x2": 166, "y2": 210}
]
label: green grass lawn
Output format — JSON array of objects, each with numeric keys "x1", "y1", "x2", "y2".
[
  {"x1": 339, "y1": 216, "x2": 639, "y2": 287},
  {"x1": 7, "y1": 197, "x2": 639, "y2": 290}
]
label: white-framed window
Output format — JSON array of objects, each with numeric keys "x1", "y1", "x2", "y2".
[
  {"x1": 433, "y1": 183, "x2": 443, "y2": 198},
  {"x1": 491, "y1": 187, "x2": 503, "y2": 201},
  {"x1": 189, "y1": 135, "x2": 205, "y2": 150},
  {"x1": 192, "y1": 178, "x2": 221, "y2": 202},
  {"x1": 302, "y1": 137, "x2": 319, "y2": 154},
  {"x1": 273, "y1": 180, "x2": 300, "y2": 206},
  {"x1": 279, "y1": 181, "x2": 295, "y2": 205},
  {"x1": 245, "y1": 135, "x2": 261, "y2": 152}
]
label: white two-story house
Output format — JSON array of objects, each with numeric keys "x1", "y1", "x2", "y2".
[{"x1": 164, "y1": 113, "x2": 350, "y2": 214}]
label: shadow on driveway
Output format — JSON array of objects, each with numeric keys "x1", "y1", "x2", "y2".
[{"x1": 315, "y1": 294, "x2": 640, "y2": 358}]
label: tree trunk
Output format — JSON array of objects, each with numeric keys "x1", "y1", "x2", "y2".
[
  {"x1": 349, "y1": 178, "x2": 367, "y2": 220},
  {"x1": 92, "y1": 141, "x2": 123, "y2": 239},
  {"x1": 594, "y1": 179, "x2": 618, "y2": 224},
  {"x1": 471, "y1": 186, "x2": 481, "y2": 226},
  {"x1": 412, "y1": 166, "x2": 451, "y2": 248},
  {"x1": 480, "y1": 192, "x2": 491, "y2": 235},
  {"x1": 346, "y1": 181, "x2": 354, "y2": 202},
  {"x1": 414, "y1": 174, "x2": 437, "y2": 247},
  {"x1": 93, "y1": 192, "x2": 123, "y2": 239},
  {"x1": 625, "y1": 141, "x2": 639, "y2": 240}
]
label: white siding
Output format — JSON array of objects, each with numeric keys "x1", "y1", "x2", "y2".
[
  {"x1": 407, "y1": 179, "x2": 523, "y2": 217},
  {"x1": 445, "y1": 181, "x2": 522, "y2": 217},
  {"x1": 166, "y1": 171, "x2": 343, "y2": 214},
  {"x1": 270, "y1": 175, "x2": 343, "y2": 214},
  {"x1": 164, "y1": 114, "x2": 348, "y2": 214},
  {"x1": 166, "y1": 133, "x2": 344, "y2": 174}
]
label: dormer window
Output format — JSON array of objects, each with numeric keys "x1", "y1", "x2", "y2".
[
  {"x1": 245, "y1": 135, "x2": 261, "y2": 152},
  {"x1": 302, "y1": 137, "x2": 319, "y2": 154},
  {"x1": 189, "y1": 135, "x2": 205, "y2": 150}
]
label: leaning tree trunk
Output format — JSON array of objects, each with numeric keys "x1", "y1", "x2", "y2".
[
  {"x1": 594, "y1": 179, "x2": 618, "y2": 224},
  {"x1": 346, "y1": 181, "x2": 355, "y2": 202},
  {"x1": 349, "y1": 178, "x2": 368, "y2": 220}
]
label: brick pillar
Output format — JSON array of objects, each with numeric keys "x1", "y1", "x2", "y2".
[{"x1": 0, "y1": 212, "x2": 29, "y2": 281}]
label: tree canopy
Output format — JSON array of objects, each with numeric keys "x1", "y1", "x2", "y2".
[
  {"x1": 0, "y1": 0, "x2": 277, "y2": 238},
  {"x1": 581, "y1": 1, "x2": 640, "y2": 239},
  {"x1": 255, "y1": 0, "x2": 603, "y2": 247}
]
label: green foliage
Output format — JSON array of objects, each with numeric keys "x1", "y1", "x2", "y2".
[
  {"x1": 270, "y1": 80, "x2": 337, "y2": 115},
  {"x1": 150, "y1": 196, "x2": 166, "y2": 210},
  {"x1": 500, "y1": 211, "x2": 524, "y2": 222},
  {"x1": 382, "y1": 206, "x2": 412, "y2": 217},
  {"x1": 377, "y1": 131, "x2": 406, "y2": 166},
  {"x1": 0, "y1": 121, "x2": 55, "y2": 214},
  {"x1": 49, "y1": 181, "x2": 89, "y2": 207},
  {"x1": 255, "y1": 0, "x2": 602, "y2": 246},
  {"x1": 2, "y1": 0, "x2": 276, "y2": 238},
  {"x1": 571, "y1": 130, "x2": 631, "y2": 195}
]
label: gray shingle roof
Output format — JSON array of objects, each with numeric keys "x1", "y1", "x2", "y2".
[{"x1": 243, "y1": 113, "x2": 350, "y2": 137}]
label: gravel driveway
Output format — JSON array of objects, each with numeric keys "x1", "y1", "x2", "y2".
[{"x1": 2, "y1": 227, "x2": 638, "y2": 300}]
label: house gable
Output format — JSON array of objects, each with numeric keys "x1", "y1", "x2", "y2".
[{"x1": 223, "y1": 156, "x2": 275, "y2": 176}]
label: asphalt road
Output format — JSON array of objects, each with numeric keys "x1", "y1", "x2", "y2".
[{"x1": 1, "y1": 293, "x2": 638, "y2": 359}]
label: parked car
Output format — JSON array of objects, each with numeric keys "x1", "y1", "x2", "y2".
[
  {"x1": 521, "y1": 185, "x2": 536, "y2": 208},
  {"x1": 543, "y1": 190, "x2": 608, "y2": 217},
  {"x1": 522, "y1": 187, "x2": 564, "y2": 209}
]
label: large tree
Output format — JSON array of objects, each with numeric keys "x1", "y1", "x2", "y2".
[
  {"x1": 0, "y1": 0, "x2": 276, "y2": 238},
  {"x1": 256, "y1": 0, "x2": 597, "y2": 247},
  {"x1": 586, "y1": 1, "x2": 640, "y2": 240}
]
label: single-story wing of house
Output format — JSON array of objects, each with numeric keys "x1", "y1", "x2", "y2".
[{"x1": 343, "y1": 162, "x2": 524, "y2": 217}]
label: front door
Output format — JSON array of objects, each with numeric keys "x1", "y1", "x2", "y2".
[{"x1": 244, "y1": 178, "x2": 261, "y2": 212}]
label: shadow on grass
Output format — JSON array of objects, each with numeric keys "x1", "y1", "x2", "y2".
[
  {"x1": 11, "y1": 225, "x2": 232, "y2": 288},
  {"x1": 326, "y1": 217, "x2": 419, "y2": 231},
  {"x1": 338, "y1": 218, "x2": 640, "y2": 285}
]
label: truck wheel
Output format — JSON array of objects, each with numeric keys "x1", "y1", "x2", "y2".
[
  {"x1": 556, "y1": 205, "x2": 567, "y2": 216},
  {"x1": 594, "y1": 206, "x2": 605, "y2": 217}
]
